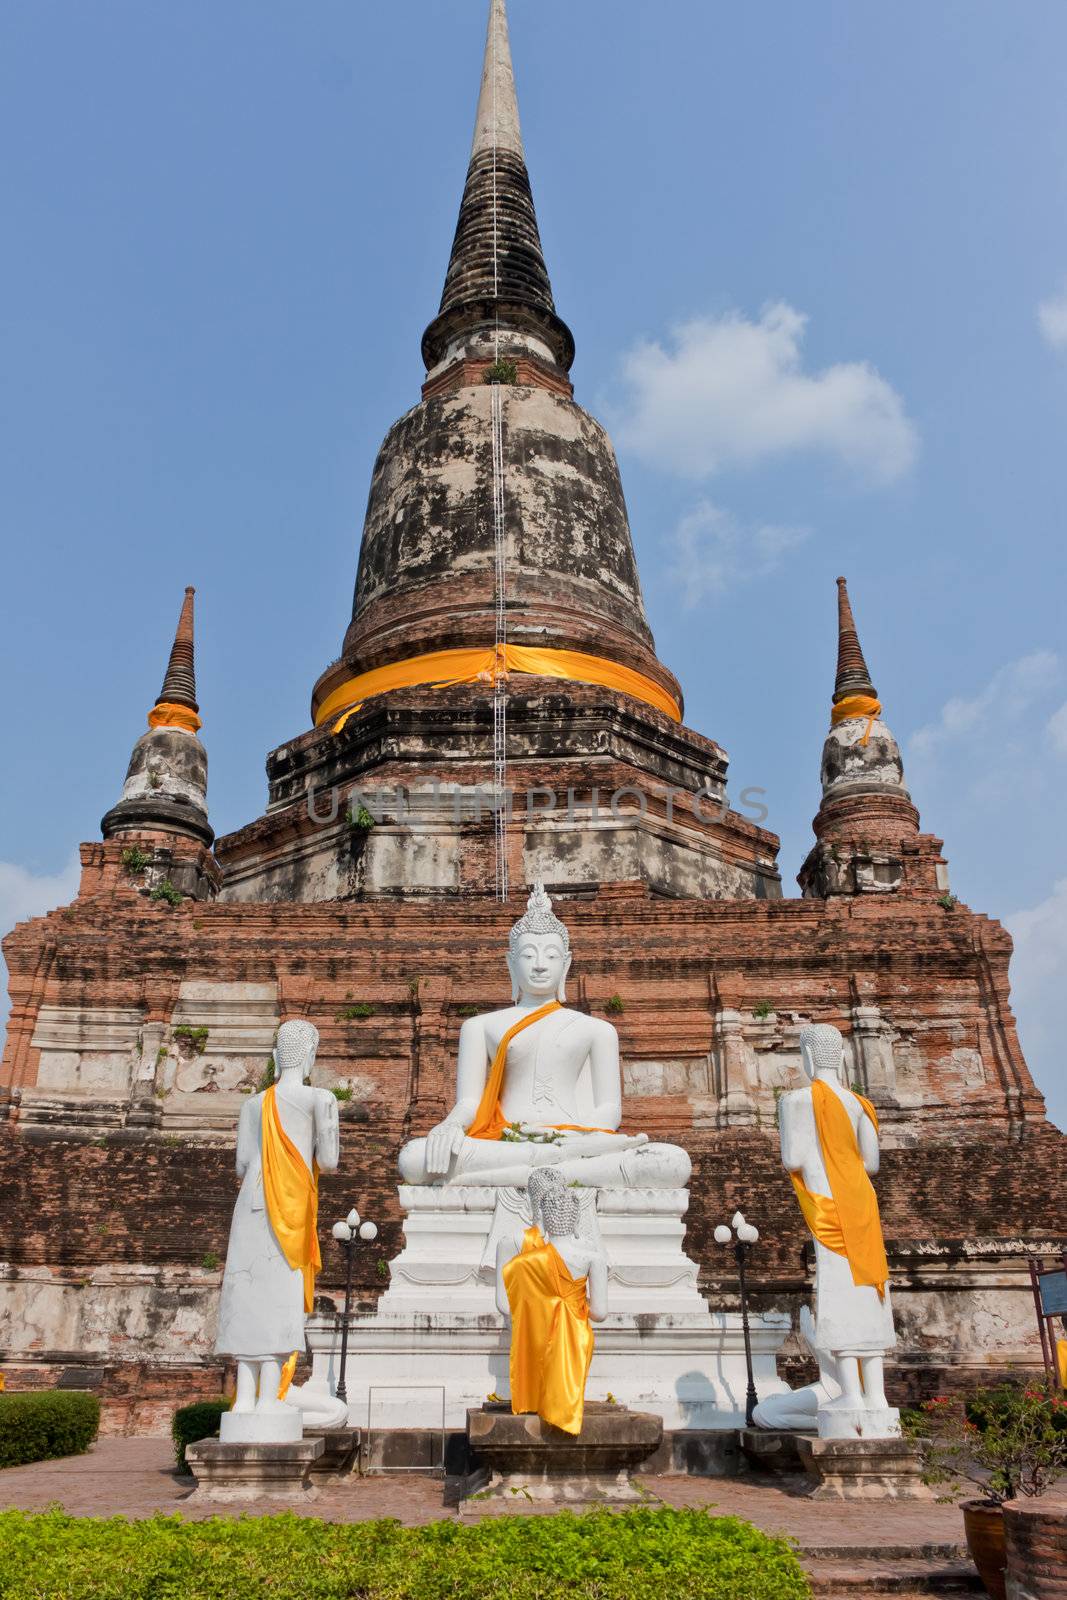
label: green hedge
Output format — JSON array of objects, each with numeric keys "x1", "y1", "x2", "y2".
[
  {"x1": 0, "y1": 1392, "x2": 100, "y2": 1470},
  {"x1": 171, "y1": 1398, "x2": 231, "y2": 1472},
  {"x1": 0, "y1": 1507, "x2": 810, "y2": 1600}
]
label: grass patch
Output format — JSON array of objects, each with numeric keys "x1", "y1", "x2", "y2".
[
  {"x1": 483, "y1": 357, "x2": 519, "y2": 385},
  {"x1": 337, "y1": 1004, "x2": 375, "y2": 1021},
  {"x1": 172, "y1": 1025, "x2": 209, "y2": 1055},
  {"x1": 0, "y1": 1506, "x2": 811, "y2": 1599}
]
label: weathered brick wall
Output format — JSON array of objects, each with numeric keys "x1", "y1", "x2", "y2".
[{"x1": 1, "y1": 883, "x2": 1063, "y2": 1426}]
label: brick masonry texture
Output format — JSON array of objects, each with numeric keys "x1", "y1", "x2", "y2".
[{"x1": 2, "y1": 876, "x2": 1064, "y2": 1424}]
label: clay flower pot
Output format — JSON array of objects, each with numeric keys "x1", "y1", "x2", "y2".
[{"x1": 962, "y1": 1499, "x2": 1007, "y2": 1600}]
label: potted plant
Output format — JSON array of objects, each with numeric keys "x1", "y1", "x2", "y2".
[{"x1": 904, "y1": 1384, "x2": 1067, "y2": 1599}]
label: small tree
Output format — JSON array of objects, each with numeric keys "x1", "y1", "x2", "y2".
[
  {"x1": 903, "y1": 1385, "x2": 1067, "y2": 1503},
  {"x1": 483, "y1": 358, "x2": 518, "y2": 385}
]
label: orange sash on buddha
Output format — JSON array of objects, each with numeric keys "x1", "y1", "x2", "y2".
[
  {"x1": 503, "y1": 1238, "x2": 594, "y2": 1435},
  {"x1": 261, "y1": 1086, "x2": 321, "y2": 1314},
  {"x1": 789, "y1": 1080, "x2": 889, "y2": 1298},
  {"x1": 466, "y1": 1002, "x2": 615, "y2": 1141},
  {"x1": 467, "y1": 1002, "x2": 562, "y2": 1140}
]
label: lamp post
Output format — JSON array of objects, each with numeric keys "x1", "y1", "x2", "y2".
[
  {"x1": 714, "y1": 1211, "x2": 760, "y2": 1428},
  {"x1": 331, "y1": 1207, "x2": 378, "y2": 1405}
]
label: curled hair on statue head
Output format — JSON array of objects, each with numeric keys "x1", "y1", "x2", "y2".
[
  {"x1": 798, "y1": 1023, "x2": 844, "y2": 1082},
  {"x1": 540, "y1": 1186, "x2": 580, "y2": 1239},
  {"x1": 274, "y1": 1019, "x2": 320, "y2": 1080},
  {"x1": 526, "y1": 1165, "x2": 565, "y2": 1219}
]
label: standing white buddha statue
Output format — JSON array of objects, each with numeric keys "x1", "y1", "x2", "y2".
[
  {"x1": 495, "y1": 1184, "x2": 608, "y2": 1435},
  {"x1": 397, "y1": 881, "x2": 690, "y2": 1190},
  {"x1": 778, "y1": 1023, "x2": 899, "y2": 1440},
  {"x1": 215, "y1": 1019, "x2": 340, "y2": 1442}
]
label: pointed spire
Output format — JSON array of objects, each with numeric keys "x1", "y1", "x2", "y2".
[
  {"x1": 833, "y1": 576, "x2": 877, "y2": 703},
  {"x1": 470, "y1": 0, "x2": 524, "y2": 162},
  {"x1": 102, "y1": 584, "x2": 212, "y2": 849},
  {"x1": 148, "y1": 587, "x2": 201, "y2": 732},
  {"x1": 421, "y1": 0, "x2": 574, "y2": 379}
]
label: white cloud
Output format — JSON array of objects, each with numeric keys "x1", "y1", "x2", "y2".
[
  {"x1": 1037, "y1": 283, "x2": 1067, "y2": 352},
  {"x1": 615, "y1": 303, "x2": 918, "y2": 485},
  {"x1": 0, "y1": 856, "x2": 81, "y2": 935},
  {"x1": 909, "y1": 651, "x2": 1061, "y2": 757},
  {"x1": 1047, "y1": 700, "x2": 1067, "y2": 755},
  {"x1": 0, "y1": 854, "x2": 81, "y2": 1056},
  {"x1": 1005, "y1": 878, "x2": 1067, "y2": 1132},
  {"x1": 668, "y1": 500, "x2": 809, "y2": 608}
]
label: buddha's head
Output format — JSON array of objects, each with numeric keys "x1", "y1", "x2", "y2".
[
  {"x1": 274, "y1": 1019, "x2": 320, "y2": 1082},
  {"x1": 507, "y1": 881, "x2": 572, "y2": 1004},
  {"x1": 527, "y1": 1165, "x2": 566, "y2": 1230},
  {"x1": 540, "y1": 1186, "x2": 581, "y2": 1240},
  {"x1": 798, "y1": 1023, "x2": 844, "y2": 1085}
]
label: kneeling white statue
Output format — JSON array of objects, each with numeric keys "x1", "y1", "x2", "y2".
[
  {"x1": 775, "y1": 1023, "x2": 898, "y2": 1440},
  {"x1": 495, "y1": 1181, "x2": 608, "y2": 1435},
  {"x1": 398, "y1": 881, "x2": 690, "y2": 1190},
  {"x1": 215, "y1": 1019, "x2": 346, "y2": 1440}
]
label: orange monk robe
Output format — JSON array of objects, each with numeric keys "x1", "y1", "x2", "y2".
[
  {"x1": 503, "y1": 1239, "x2": 595, "y2": 1436},
  {"x1": 261, "y1": 1086, "x2": 321, "y2": 1314},
  {"x1": 789, "y1": 1080, "x2": 889, "y2": 1297}
]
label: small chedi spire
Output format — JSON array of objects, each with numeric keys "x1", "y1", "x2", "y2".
[
  {"x1": 149, "y1": 586, "x2": 200, "y2": 727},
  {"x1": 799, "y1": 576, "x2": 948, "y2": 901},
  {"x1": 834, "y1": 576, "x2": 877, "y2": 703},
  {"x1": 101, "y1": 585, "x2": 213, "y2": 859},
  {"x1": 421, "y1": 0, "x2": 575, "y2": 393}
]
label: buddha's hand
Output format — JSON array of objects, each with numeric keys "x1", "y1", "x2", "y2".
[{"x1": 425, "y1": 1119, "x2": 467, "y2": 1176}]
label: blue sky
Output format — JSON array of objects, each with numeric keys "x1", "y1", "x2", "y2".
[{"x1": 1, "y1": 1, "x2": 1065, "y2": 1127}]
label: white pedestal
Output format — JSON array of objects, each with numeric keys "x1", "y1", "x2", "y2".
[
  {"x1": 305, "y1": 1185, "x2": 791, "y2": 1431},
  {"x1": 220, "y1": 1409, "x2": 303, "y2": 1445},
  {"x1": 817, "y1": 1405, "x2": 902, "y2": 1442}
]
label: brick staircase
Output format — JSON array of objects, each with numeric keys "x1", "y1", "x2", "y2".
[{"x1": 803, "y1": 1542, "x2": 982, "y2": 1596}]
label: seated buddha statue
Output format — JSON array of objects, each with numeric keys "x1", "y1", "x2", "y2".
[{"x1": 397, "y1": 882, "x2": 691, "y2": 1190}]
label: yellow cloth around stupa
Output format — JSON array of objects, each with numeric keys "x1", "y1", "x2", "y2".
[
  {"x1": 789, "y1": 1079, "x2": 889, "y2": 1298},
  {"x1": 316, "y1": 643, "x2": 682, "y2": 732},
  {"x1": 503, "y1": 1237, "x2": 594, "y2": 1435},
  {"x1": 261, "y1": 1086, "x2": 321, "y2": 1314}
]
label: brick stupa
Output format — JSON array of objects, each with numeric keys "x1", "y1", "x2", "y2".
[{"x1": 1, "y1": 0, "x2": 1063, "y2": 1430}]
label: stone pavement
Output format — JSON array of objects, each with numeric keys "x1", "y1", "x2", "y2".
[{"x1": 0, "y1": 1439, "x2": 976, "y2": 1557}]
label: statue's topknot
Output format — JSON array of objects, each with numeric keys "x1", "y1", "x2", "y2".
[{"x1": 508, "y1": 879, "x2": 570, "y2": 954}]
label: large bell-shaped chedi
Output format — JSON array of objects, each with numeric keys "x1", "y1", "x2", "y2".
[{"x1": 216, "y1": 0, "x2": 781, "y2": 904}]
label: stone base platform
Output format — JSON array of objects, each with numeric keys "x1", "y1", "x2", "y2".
[
  {"x1": 465, "y1": 1403, "x2": 663, "y2": 1504},
  {"x1": 797, "y1": 1434, "x2": 932, "y2": 1501},
  {"x1": 302, "y1": 1183, "x2": 791, "y2": 1431},
  {"x1": 185, "y1": 1436, "x2": 325, "y2": 1502},
  {"x1": 739, "y1": 1427, "x2": 808, "y2": 1475}
]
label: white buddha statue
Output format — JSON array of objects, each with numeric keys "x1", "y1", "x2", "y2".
[
  {"x1": 778, "y1": 1022, "x2": 899, "y2": 1438},
  {"x1": 398, "y1": 882, "x2": 690, "y2": 1190},
  {"x1": 495, "y1": 1184, "x2": 608, "y2": 1435},
  {"x1": 215, "y1": 1019, "x2": 341, "y2": 1440}
]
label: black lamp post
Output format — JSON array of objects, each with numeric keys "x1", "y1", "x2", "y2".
[
  {"x1": 715, "y1": 1211, "x2": 760, "y2": 1428},
  {"x1": 331, "y1": 1207, "x2": 377, "y2": 1405}
]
